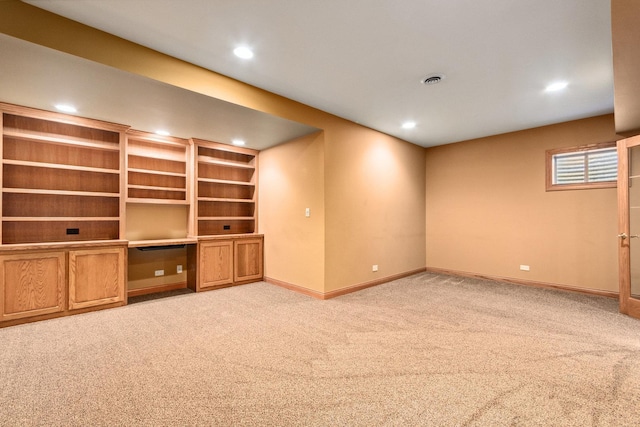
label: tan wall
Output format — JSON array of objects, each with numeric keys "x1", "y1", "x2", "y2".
[
  {"x1": 258, "y1": 132, "x2": 326, "y2": 293},
  {"x1": 258, "y1": 124, "x2": 427, "y2": 293},
  {"x1": 425, "y1": 114, "x2": 619, "y2": 292},
  {"x1": 125, "y1": 204, "x2": 190, "y2": 241},
  {"x1": 324, "y1": 125, "x2": 426, "y2": 291},
  {"x1": 0, "y1": 1, "x2": 427, "y2": 294}
]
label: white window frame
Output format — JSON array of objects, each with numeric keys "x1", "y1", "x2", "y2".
[{"x1": 545, "y1": 142, "x2": 617, "y2": 191}]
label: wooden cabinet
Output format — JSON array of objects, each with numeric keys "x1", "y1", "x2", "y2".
[
  {"x1": 0, "y1": 251, "x2": 65, "y2": 321},
  {"x1": 1, "y1": 103, "x2": 127, "y2": 244},
  {"x1": 198, "y1": 235, "x2": 263, "y2": 291},
  {"x1": 126, "y1": 130, "x2": 191, "y2": 204},
  {"x1": 69, "y1": 247, "x2": 126, "y2": 310},
  {"x1": 193, "y1": 139, "x2": 258, "y2": 236},
  {"x1": 199, "y1": 240, "x2": 234, "y2": 289},
  {"x1": 234, "y1": 238, "x2": 263, "y2": 282},
  {"x1": 0, "y1": 242, "x2": 126, "y2": 326}
]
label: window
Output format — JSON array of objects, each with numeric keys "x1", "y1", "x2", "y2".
[{"x1": 546, "y1": 142, "x2": 618, "y2": 191}]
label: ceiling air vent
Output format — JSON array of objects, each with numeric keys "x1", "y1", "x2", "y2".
[{"x1": 421, "y1": 74, "x2": 444, "y2": 85}]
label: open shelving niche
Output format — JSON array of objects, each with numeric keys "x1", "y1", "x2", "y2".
[
  {"x1": 1, "y1": 103, "x2": 128, "y2": 244},
  {"x1": 192, "y1": 138, "x2": 258, "y2": 236},
  {"x1": 124, "y1": 130, "x2": 197, "y2": 298},
  {"x1": 125, "y1": 129, "x2": 192, "y2": 207}
]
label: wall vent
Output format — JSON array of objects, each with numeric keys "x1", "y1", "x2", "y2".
[{"x1": 421, "y1": 74, "x2": 444, "y2": 85}]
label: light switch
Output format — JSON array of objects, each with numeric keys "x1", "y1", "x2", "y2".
[{"x1": 305, "y1": 208, "x2": 310, "y2": 217}]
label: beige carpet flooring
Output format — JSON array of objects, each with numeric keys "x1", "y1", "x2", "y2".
[{"x1": 1, "y1": 272, "x2": 640, "y2": 426}]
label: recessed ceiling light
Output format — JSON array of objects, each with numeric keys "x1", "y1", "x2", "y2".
[
  {"x1": 55, "y1": 104, "x2": 77, "y2": 113},
  {"x1": 232, "y1": 139, "x2": 246, "y2": 146},
  {"x1": 402, "y1": 121, "x2": 416, "y2": 129},
  {"x1": 233, "y1": 46, "x2": 254, "y2": 59},
  {"x1": 545, "y1": 81, "x2": 568, "y2": 92},
  {"x1": 155, "y1": 130, "x2": 170, "y2": 136}
]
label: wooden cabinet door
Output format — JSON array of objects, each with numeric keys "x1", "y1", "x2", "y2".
[
  {"x1": 69, "y1": 247, "x2": 125, "y2": 310},
  {"x1": 0, "y1": 252, "x2": 65, "y2": 321},
  {"x1": 234, "y1": 238, "x2": 263, "y2": 283},
  {"x1": 199, "y1": 240, "x2": 234, "y2": 289}
]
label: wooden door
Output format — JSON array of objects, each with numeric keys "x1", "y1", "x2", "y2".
[
  {"x1": 0, "y1": 252, "x2": 65, "y2": 321},
  {"x1": 234, "y1": 238, "x2": 263, "y2": 283},
  {"x1": 68, "y1": 247, "x2": 125, "y2": 310},
  {"x1": 617, "y1": 135, "x2": 640, "y2": 319},
  {"x1": 199, "y1": 240, "x2": 234, "y2": 289}
]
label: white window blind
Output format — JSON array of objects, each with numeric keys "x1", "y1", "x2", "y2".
[{"x1": 553, "y1": 147, "x2": 617, "y2": 185}]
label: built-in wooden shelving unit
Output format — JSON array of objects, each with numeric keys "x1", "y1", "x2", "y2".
[
  {"x1": 0, "y1": 103, "x2": 264, "y2": 328},
  {"x1": 1, "y1": 103, "x2": 128, "y2": 244},
  {"x1": 193, "y1": 139, "x2": 258, "y2": 236},
  {"x1": 126, "y1": 130, "x2": 191, "y2": 204}
]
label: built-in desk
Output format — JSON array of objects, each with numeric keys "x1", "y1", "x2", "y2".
[
  {"x1": 127, "y1": 235, "x2": 263, "y2": 296},
  {"x1": 127, "y1": 238, "x2": 198, "y2": 297}
]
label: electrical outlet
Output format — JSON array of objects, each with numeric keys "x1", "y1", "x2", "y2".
[
  {"x1": 520, "y1": 265, "x2": 530, "y2": 271},
  {"x1": 155, "y1": 269, "x2": 164, "y2": 277},
  {"x1": 372, "y1": 264, "x2": 378, "y2": 272},
  {"x1": 177, "y1": 265, "x2": 183, "y2": 274}
]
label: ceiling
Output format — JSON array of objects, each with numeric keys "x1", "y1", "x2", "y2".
[
  {"x1": 24, "y1": 0, "x2": 614, "y2": 148},
  {"x1": 0, "y1": 33, "x2": 318, "y2": 150}
]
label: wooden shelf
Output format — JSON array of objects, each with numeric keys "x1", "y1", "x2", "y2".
[
  {"x1": 198, "y1": 197, "x2": 255, "y2": 203},
  {"x1": 128, "y1": 184, "x2": 186, "y2": 192},
  {"x1": 3, "y1": 188, "x2": 119, "y2": 197},
  {"x1": 197, "y1": 156, "x2": 255, "y2": 169},
  {"x1": 127, "y1": 189, "x2": 187, "y2": 201},
  {"x1": 198, "y1": 200, "x2": 255, "y2": 217},
  {"x1": 3, "y1": 217, "x2": 118, "y2": 221},
  {"x1": 2, "y1": 220, "x2": 120, "y2": 244},
  {"x1": 3, "y1": 157, "x2": 119, "y2": 174},
  {"x1": 128, "y1": 156, "x2": 186, "y2": 175},
  {"x1": 197, "y1": 181, "x2": 254, "y2": 200},
  {"x1": 3, "y1": 138, "x2": 120, "y2": 173},
  {"x1": 3, "y1": 192, "x2": 119, "y2": 216},
  {"x1": 197, "y1": 219, "x2": 256, "y2": 235},
  {"x1": 128, "y1": 167, "x2": 187, "y2": 178},
  {"x1": 1, "y1": 104, "x2": 126, "y2": 244},
  {"x1": 193, "y1": 139, "x2": 258, "y2": 236},
  {"x1": 199, "y1": 216, "x2": 255, "y2": 221},
  {"x1": 3, "y1": 128, "x2": 120, "y2": 151},
  {"x1": 197, "y1": 162, "x2": 254, "y2": 183},
  {"x1": 126, "y1": 198, "x2": 190, "y2": 205},
  {"x1": 196, "y1": 143, "x2": 256, "y2": 163},
  {"x1": 126, "y1": 130, "x2": 191, "y2": 204},
  {"x1": 197, "y1": 177, "x2": 254, "y2": 186}
]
